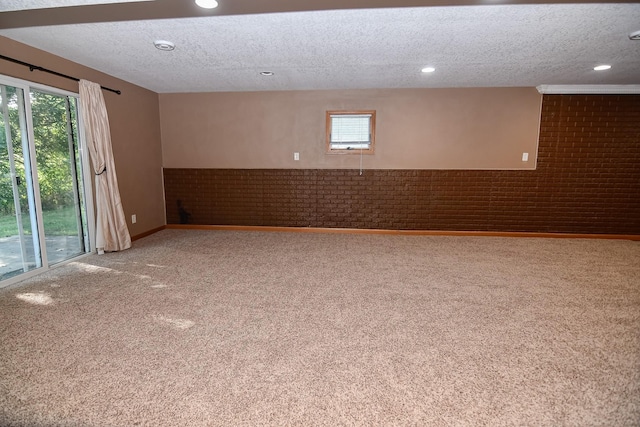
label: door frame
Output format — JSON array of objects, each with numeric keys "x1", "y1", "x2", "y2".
[{"x1": 0, "y1": 74, "x2": 96, "y2": 288}]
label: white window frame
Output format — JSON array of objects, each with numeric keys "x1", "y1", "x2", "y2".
[{"x1": 0, "y1": 74, "x2": 95, "y2": 288}]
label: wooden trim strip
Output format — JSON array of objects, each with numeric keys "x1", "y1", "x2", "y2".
[
  {"x1": 164, "y1": 224, "x2": 640, "y2": 241},
  {"x1": 131, "y1": 225, "x2": 166, "y2": 241}
]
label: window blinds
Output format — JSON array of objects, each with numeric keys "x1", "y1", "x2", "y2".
[{"x1": 330, "y1": 114, "x2": 371, "y2": 148}]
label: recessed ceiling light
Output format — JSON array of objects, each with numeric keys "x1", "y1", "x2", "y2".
[
  {"x1": 154, "y1": 40, "x2": 175, "y2": 51},
  {"x1": 593, "y1": 64, "x2": 611, "y2": 71},
  {"x1": 195, "y1": 0, "x2": 218, "y2": 9},
  {"x1": 260, "y1": 71, "x2": 274, "y2": 76},
  {"x1": 421, "y1": 67, "x2": 436, "y2": 73},
  {"x1": 629, "y1": 30, "x2": 640, "y2": 40}
]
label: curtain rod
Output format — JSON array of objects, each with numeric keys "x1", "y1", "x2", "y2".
[{"x1": 0, "y1": 53, "x2": 121, "y2": 95}]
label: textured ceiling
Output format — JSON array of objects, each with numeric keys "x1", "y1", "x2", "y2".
[{"x1": 0, "y1": 1, "x2": 639, "y2": 93}]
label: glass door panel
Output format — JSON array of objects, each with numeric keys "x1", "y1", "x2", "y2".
[
  {"x1": 30, "y1": 90, "x2": 88, "y2": 265},
  {"x1": 0, "y1": 84, "x2": 41, "y2": 280}
]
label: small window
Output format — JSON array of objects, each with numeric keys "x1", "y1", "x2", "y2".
[{"x1": 326, "y1": 110, "x2": 376, "y2": 154}]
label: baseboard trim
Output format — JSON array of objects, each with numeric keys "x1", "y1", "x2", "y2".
[
  {"x1": 131, "y1": 225, "x2": 166, "y2": 241},
  {"x1": 164, "y1": 224, "x2": 640, "y2": 241}
]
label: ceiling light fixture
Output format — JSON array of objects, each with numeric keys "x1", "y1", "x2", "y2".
[
  {"x1": 195, "y1": 0, "x2": 218, "y2": 9},
  {"x1": 154, "y1": 40, "x2": 175, "y2": 51},
  {"x1": 260, "y1": 71, "x2": 274, "y2": 76},
  {"x1": 629, "y1": 30, "x2": 640, "y2": 40},
  {"x1": 593, "y1": 64, "x2": 611, "y2": 71},
  {"x1": 421, "y1": 67, "x2": 436, "y2": 73}
]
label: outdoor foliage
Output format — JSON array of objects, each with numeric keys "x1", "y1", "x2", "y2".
[{"x1": 1, "y1": 88, "x2": 79, "y2": 215}]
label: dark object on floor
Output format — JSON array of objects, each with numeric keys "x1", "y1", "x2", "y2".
[{"x1": 177, "y1": 200, "x2": 191, "y2": 224}]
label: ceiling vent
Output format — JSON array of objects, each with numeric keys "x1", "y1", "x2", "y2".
[
  {"x1": 154, "y1": 40, "x2": 175, "y2": 51},
  {"x1": 630, "y1": 30, "x2": 640, "y2": 40}
]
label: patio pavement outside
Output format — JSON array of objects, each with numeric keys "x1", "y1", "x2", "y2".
[{"x1": 0, "y1": 235, "x2": 86, "y2": 281}]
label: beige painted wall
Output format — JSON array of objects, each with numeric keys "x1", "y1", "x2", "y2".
[
  {"x1": 0, "y1": 36, "x2": 165, "y2": 236},
  {"x1": 160, "y1": 87, "x2": 541, "y2": 170}
]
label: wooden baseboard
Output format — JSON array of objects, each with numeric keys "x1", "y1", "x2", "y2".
[
  {"x1": 131, "y1": 225, "x2": 166, "y2": 241},
  {"x1": 164, "y1": 224, "x2": 640, "y2": 241}
]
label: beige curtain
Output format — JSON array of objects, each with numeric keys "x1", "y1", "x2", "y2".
[{"x1": 79, "y1": 80, "x2": 131, "y2": 253}]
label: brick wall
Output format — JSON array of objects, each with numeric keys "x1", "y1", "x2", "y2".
[{"x1": 163, "y1": 94, "x2": 640, "y2": 235}]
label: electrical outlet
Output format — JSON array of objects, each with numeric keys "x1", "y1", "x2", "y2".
[
  {"x1": 294, "y1": 152, "x2": 300, "y2": 161},
  {"x1": 131, "y1": 214, "x2": 137, "y2": 224},
  {"x1": 522, "y1": 152, "x2": 529, "y2": 162}
]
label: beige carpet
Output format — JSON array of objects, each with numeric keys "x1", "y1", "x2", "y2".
[{"x1": 1, "y1": 229, "x2": 639, "y2": 426}]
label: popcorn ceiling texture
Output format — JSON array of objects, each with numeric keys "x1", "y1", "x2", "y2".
[
  {"x1": 1, "y1": 3, "x2": 639, "y2": 92},
  {"x1": 164, "y1": 94, "x2": 640, "y2": 235},
  {"x1": 1, "y1": 229, "x2": 639, "y2": 425}
]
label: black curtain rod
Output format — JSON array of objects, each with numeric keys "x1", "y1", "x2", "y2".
[{"x1": 0, "y1": 53, "x2": 121, "y2": 95}]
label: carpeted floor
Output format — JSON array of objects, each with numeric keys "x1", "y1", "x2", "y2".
[{"x1": 1, "y1": 229, "x2": 639, "y2": 426}]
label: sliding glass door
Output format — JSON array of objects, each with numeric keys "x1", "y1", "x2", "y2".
[
  {"x1": 0, "y1": 84, "x2": 40, "y2": 281},
  {"x1": 31, "y1": 89, "x2": 89, "y2": 266},
  {"x1": 0, "y1": 77, "x2": 92, "y2": 285}
]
